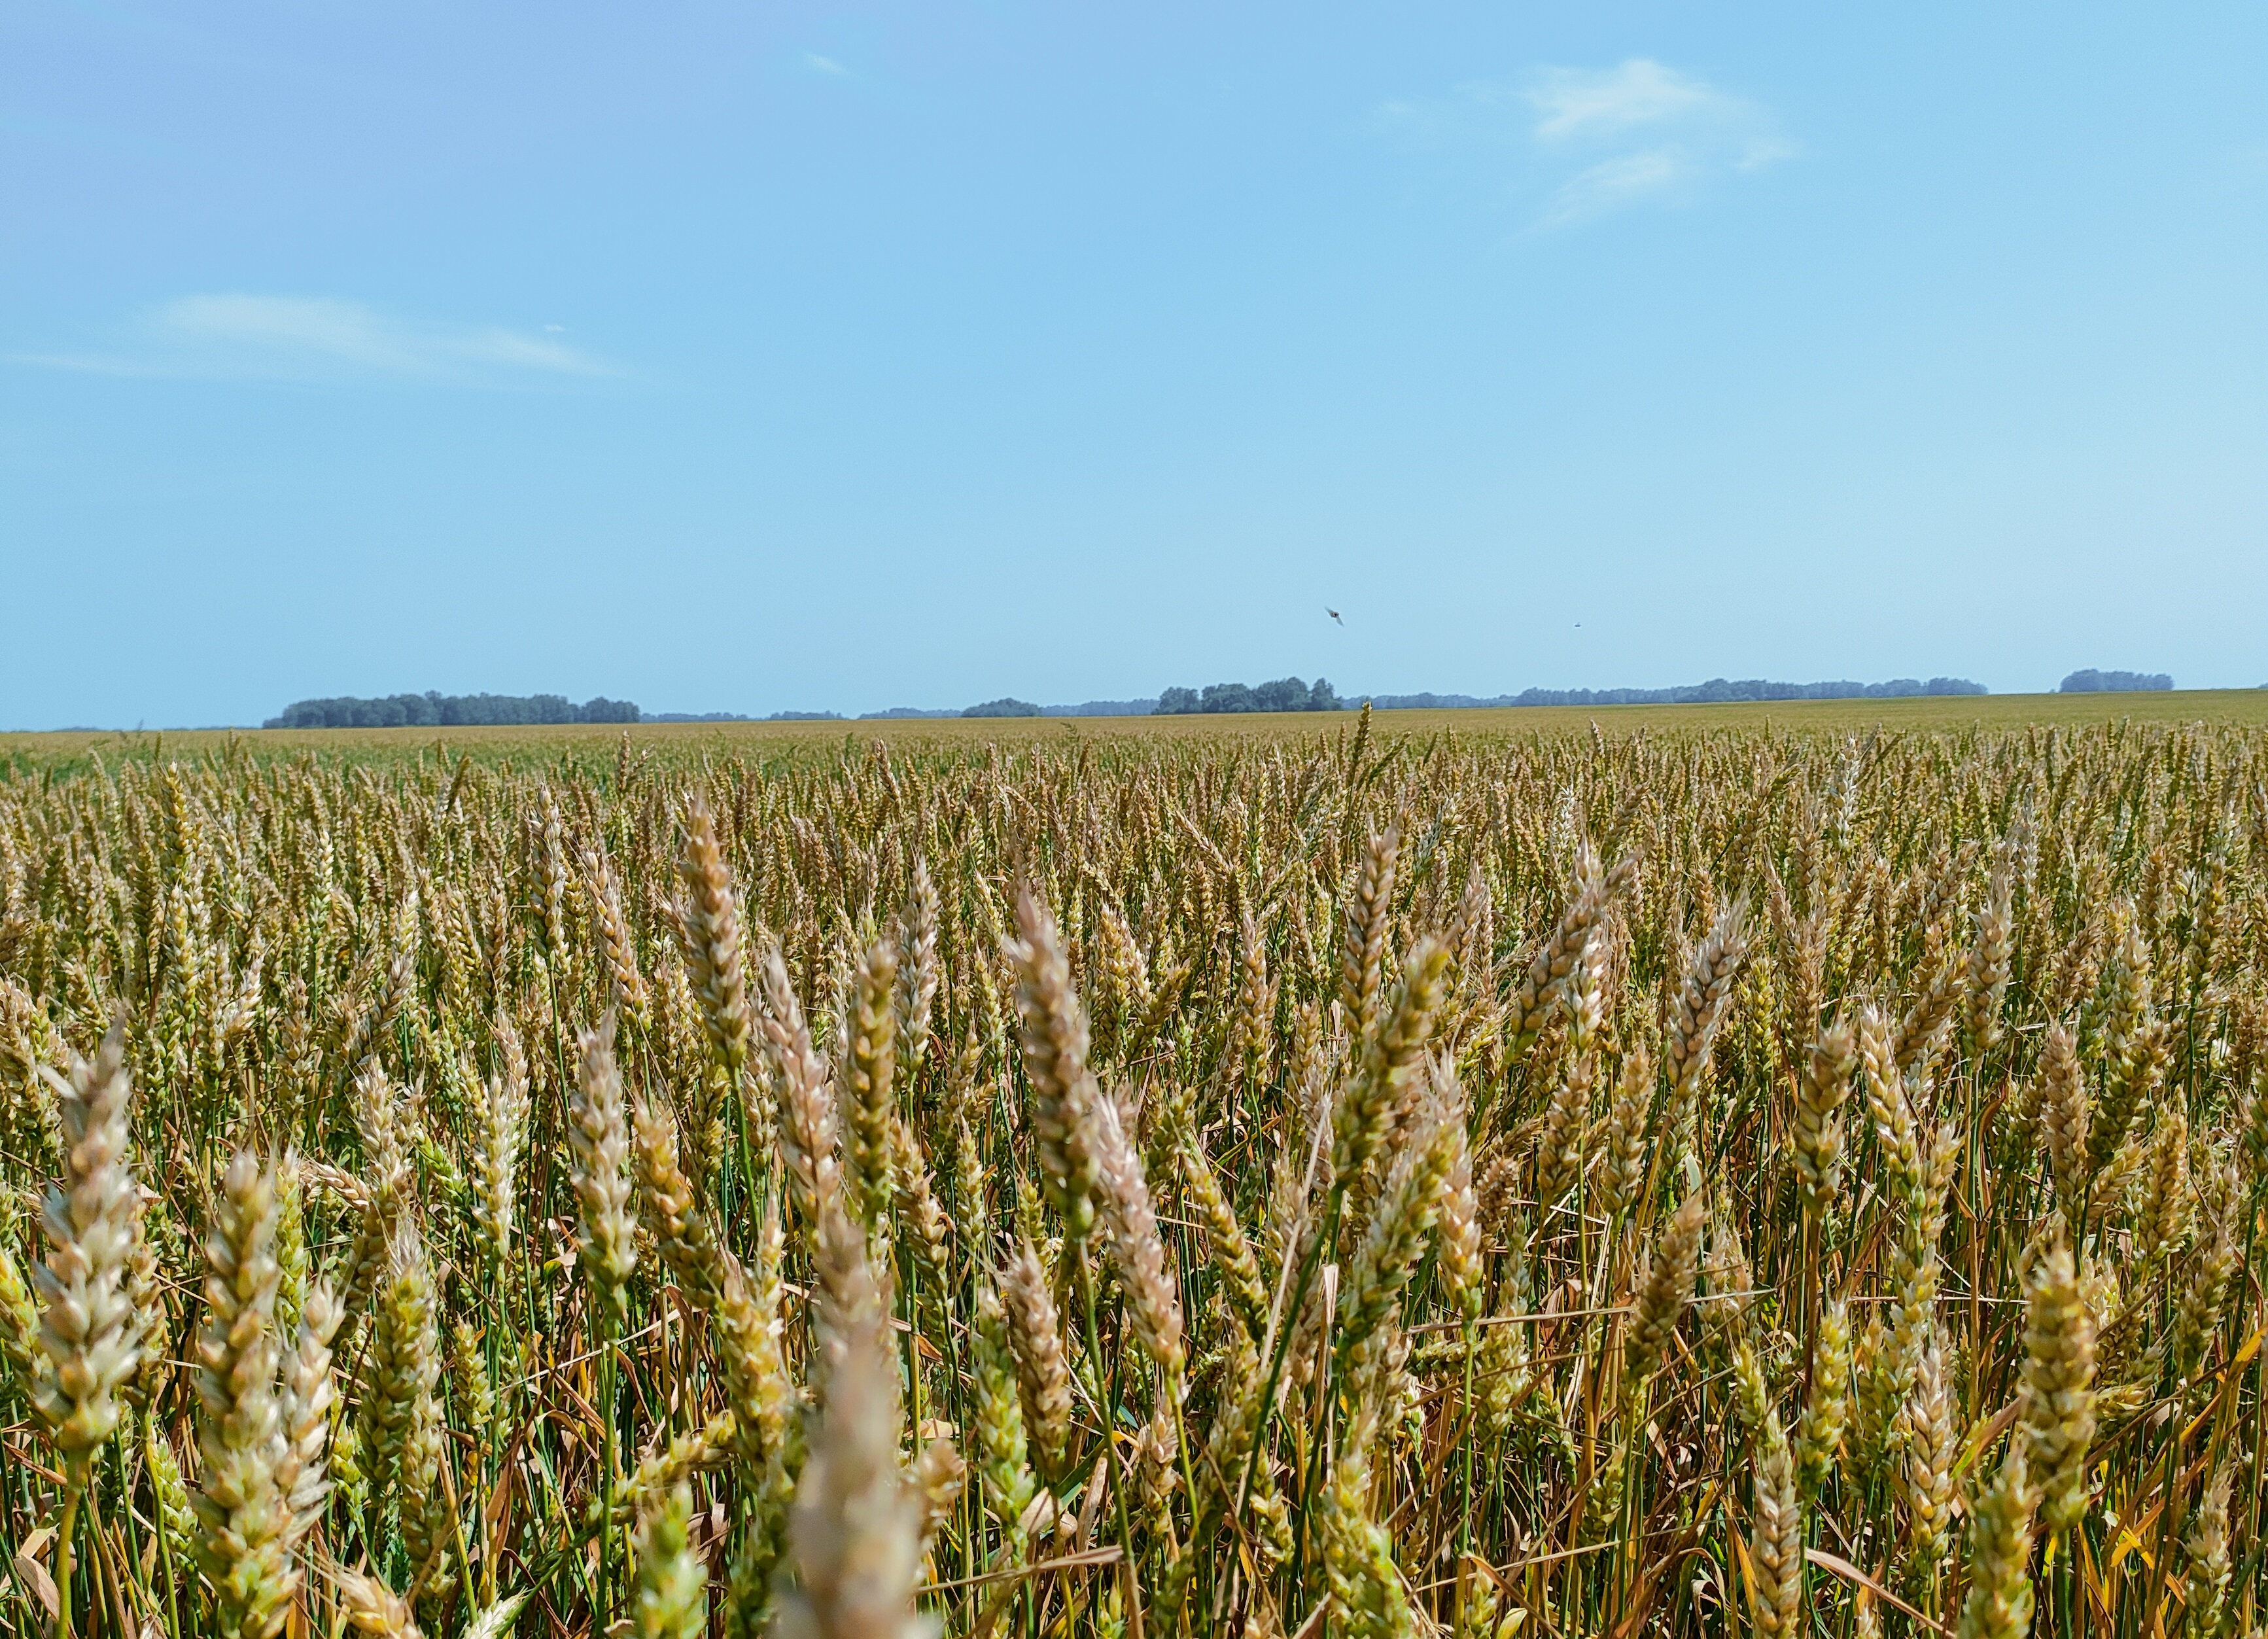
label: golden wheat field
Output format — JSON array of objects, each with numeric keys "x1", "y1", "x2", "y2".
[{"x1": 3, "y1": 702, "x2": 2267, "y2": 1639}]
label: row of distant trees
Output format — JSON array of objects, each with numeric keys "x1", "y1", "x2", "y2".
[
  {"x1": 264, "y1": 692, "x2": 640, "y2": 729},
  {"x1": 1157, "y1": 677, "x2": 1343, "y2": 714},
  {"x1": 956, "y1": 679, "x2": 1344, "y2": 718},
  {"x1": 1372, "y1": 677, "x2": 1988, "y2": 709},
  {"x1": 261, "y1": 669, "x2": 2176, "y2": 730},
  {"x1": 1152, "y1": 675, "x2": 2000, "y2": 714}
]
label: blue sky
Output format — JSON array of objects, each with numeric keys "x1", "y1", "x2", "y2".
[{"x1": 4, "y1": 1, "x2": 2265, "y2": 726}]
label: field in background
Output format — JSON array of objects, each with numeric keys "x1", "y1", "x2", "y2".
[{"x1": 7, "y1": 688, "x2": 2267, "y2": 777}]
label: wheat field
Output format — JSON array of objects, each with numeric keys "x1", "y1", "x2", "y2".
[{"x1": 1, "y1": 704, "x2": 2265, "y2": 1639}]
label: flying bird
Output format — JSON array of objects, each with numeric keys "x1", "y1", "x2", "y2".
[{"x1": 1327, "y1": 608, "x2": 1344, "y2": 626}]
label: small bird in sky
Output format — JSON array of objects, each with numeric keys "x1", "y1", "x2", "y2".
[{"x1": 1327, "y1": 608, "x2": 1344, "y2": 626}]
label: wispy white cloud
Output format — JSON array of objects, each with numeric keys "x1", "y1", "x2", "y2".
[
  {"x1": 1380, "y1": 58, "x2": 1792, "y2": 228},
  {"x1": 12, "y1": 294, "x2": 611, "y2": 383},
  {"x1": 1527, "y1": 60, "x2": 1718, "y2": 145},
  {"x1": 1543, "y1": 148, "x2": 1693, "y2": 226},
  {"x1": 802, "y1": 51, "x2": 847, "y2": 77}
]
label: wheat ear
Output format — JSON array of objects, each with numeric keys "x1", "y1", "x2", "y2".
[
  {"x1": 33, "y1": 1021, "x2": 143, "y2": 1477},
  {"x1": 189, "y1": 1148, "x2": 295, "y2": 1639},
  {"x1": 567, "y1": 1010, "x2": 640, "y2": 1335},
  {"x1": 776, "y1": 1202, "x2": 926, "y2": 1639}
]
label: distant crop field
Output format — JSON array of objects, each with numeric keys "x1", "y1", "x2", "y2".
[
  {"x1": 0, "y1": 698, "x2": 2263, "y2": 1638},
  {"x1": 7, "y1": 687, "x2": 2267, "y2": 777}
]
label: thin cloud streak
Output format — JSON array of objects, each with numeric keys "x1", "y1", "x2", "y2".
[
  {"x1": 1379, "y1": 58, "x2": 1793, "y2": 228},
  {"x1": 1543, "y1": 148, "x2": 1692, "y2": 226},
  {"x1": 12, "y1": 294, "x2": 612, "y2": 383},
  {"x1": 1527, "y1": 60, "x2": 1718, "y2": 145}
]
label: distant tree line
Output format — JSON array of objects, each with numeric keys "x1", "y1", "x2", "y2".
[
  {"x1": 257, "y1": 671, "x2": 2024, "y2": 732},
  {"x1": 1156, "y1": 677, "x2": 1343, "y2": 715},
  {"x1": 2059, "y1": 669, "x2": 2172, "y2": 694},
  {"x1": 1367, "y1": 677, "x2": 1987, "y2": 710},
  {"x1": 648, "y1": 711, "x2": 850, "y2": 722},
  {"x1": 865, "y1": 699, "x2": 1161, "y2": 720},
  {"x1": 264, "y1": 692, "x2": 640, "y2": 729},
  {"x1": 1043, "y1": 699, "x2": 1158, "y2": 718}
]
